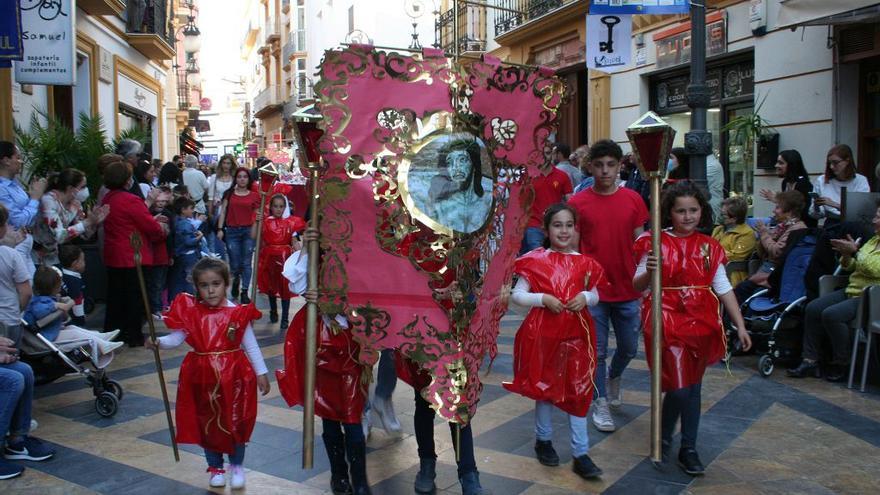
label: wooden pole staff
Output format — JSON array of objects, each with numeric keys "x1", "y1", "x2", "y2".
[
  {"x1": 291, "y1": 123, "x2": 319, "y2": 469},
  {"x1": 130, "y1": 232, "x2": 179, "y2": 462}
]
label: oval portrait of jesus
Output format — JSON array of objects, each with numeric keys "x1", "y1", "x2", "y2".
[{"x1": 400, "y1": 134, "x2": 494, "y2": 235}]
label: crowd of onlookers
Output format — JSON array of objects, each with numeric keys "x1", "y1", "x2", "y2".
[
  {"x1": 1, "y1": 133, "x2": 879, "y2": 480},
  {"x1": 0, "y1": 139, "x2": 270, "y2": 479}
]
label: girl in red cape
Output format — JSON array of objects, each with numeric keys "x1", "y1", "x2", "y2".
[
  {"x1": 255, "y1": 193, "x2": 306, "y2": 330},
  {"x1": 632, "y1": 181, "x2": 751, "y2": 476},
  {"x1": 275, "y1": 227, "x2": 372, "y2": 495},
  {"x1": 503, "y1": 203, "x2": 606, "y2": 480},
  {"x1": 147, "y1": 258, "x2": 270, "y2": 490}
]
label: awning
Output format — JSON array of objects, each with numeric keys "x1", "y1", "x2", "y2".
[
  {"x1": 777, "y1": 0, "x2": 880, "y2": 28},
  {"x1": 290, "y1": 103, "x2": 322, "y2": 121}
]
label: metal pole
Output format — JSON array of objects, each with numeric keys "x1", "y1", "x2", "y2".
[
  {"x1": 301, "y1": 161, "x2": 320, "y2": 470},
  {"x1": 686, "y1": 1, "x2": 710, "y2": 195},
  {"x1": 649, "y1": 173, "x2": 663, "y2": 464},
  {"x1": 130, "y1": 233, "x2": 180, "y2": 462}
]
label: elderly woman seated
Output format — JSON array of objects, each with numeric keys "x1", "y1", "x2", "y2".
[
  {"x1": 733, "y1": 191, "x2": 808, "y2": 304},
  {"x1": 712, "y1": 197, "x2": 757, "y2": 286},
  {"x1": 788, "y1": 203, "x2": 880, "y2": 381}
]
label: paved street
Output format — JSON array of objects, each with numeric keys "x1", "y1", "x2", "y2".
[{"x1": 6, "y1": 297, "x2": 880, "y2": 494}]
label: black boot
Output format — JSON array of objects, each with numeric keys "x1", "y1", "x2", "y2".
[
  {"x1": 323, "y1": 433, "x2": 353, "y2": 495},
  {"x1": 346, "y1": 436, "x2": 371, "y2": 495},
  {"x1": 231, "y1": 277, "x2": 240, "y2": 301},
  {"x1": 534, "y1": 440, "x2": 559, "y2": 466},
  {"x1": 239, "y1": 290, "x2": 251, "y2": 305},
  {"x1": 678, "y1": 447, "x2": 705, "y2": 476},
  {"x1": 414, "y1": 457, "x2": 436, "y2": 494},
  {"x1": 459, "y1": 471, "x2": 485, "y2": 495}
]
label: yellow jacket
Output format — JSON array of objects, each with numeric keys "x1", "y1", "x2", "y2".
[{"x1": 712, "y1": 223, "x2": 758, "y2": 286}]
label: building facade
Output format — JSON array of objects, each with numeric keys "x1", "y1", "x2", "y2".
[{"x1": 2, "y1": 0, "x2": 190, "y2": 161}]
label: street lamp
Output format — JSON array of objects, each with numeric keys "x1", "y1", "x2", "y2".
[
  {"x1": 626, "y1": 111, "x2": 676, "y2": 465},
  {"x1": 182, "y1": 0, "x2": 202, "y2": 53}
]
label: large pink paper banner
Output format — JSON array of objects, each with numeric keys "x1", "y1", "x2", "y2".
[{"x1": 313, "y1": 46, "x2": 564, "y2": 423}]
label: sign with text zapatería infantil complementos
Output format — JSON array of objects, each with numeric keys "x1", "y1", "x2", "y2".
[{"x1": 15, "y1": 0, "x2": 76, "y2": 85}]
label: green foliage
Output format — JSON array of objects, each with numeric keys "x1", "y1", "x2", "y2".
[
  {"x1": 721, "y1": 93, "x2": 774, "y2": 149},
  {"x1": 14, "y1": 112, "x2": 150, "y2": 200}
]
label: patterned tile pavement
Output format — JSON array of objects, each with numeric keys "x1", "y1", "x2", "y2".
[{"x1": 5, "y1": 296, "x2": 880, "y2": 494}]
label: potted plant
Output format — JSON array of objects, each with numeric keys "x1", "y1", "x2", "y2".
[{"x1": 722, "y1": 94, "x2": 776, "y2": 203}]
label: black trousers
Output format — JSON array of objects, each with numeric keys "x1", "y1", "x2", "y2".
[
  {"x1": 661, "y1": 383, "x2": 702, "y2": 449},
  {"x1": 413, "y1": 389, "x2": 477, "y2": 478},
  {"x1": 104, "y1": 267, "x2": 146, "y2": 345}
]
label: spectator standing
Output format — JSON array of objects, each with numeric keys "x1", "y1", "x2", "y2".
[
  {"x1": 706, "y1": 153, "x2": 724, "y2": 223},
  {"x1": 520, "y1": 159, "x2": 573, "y2": 253},
  {"x1": 810, "y1": 144, "x2": 870, "y2": 226},
  {"x1": 182, "y1": 155, "x2": 209, "y2": 216},
  {"x1": 553, "y1": 143, "x2": 581, "y2": 189},
  {"x1": 169, "y1": 197, "x2": 202, "y2": 300},
  {"x1": 568, "y1": 139, "x2": 648, "y2": 433},
  {"x1": 206, "y1": 154, "x2": 235, "y2": 259},
  {"x1": 0, "y1": 141, "x2": 46, "y2": 278},
  {"x1": 33, "y1": 169, "x2": 109, "y2": 266},
  {"x1": 134, "y1": 159, "x2": 157, "y2": 198},
  {"x1": 100, "y1": 160, "x2": 168, "y2": 347},
  {"x1": 158, "y1": 161, "x2": 181, "y2": 188},
  {"x1": 145, "y1": 187, "x2": 173, "y2": 318},
  {"x1": 759, "y1": 149, "x2": 814, "y2": 227},
  {"x1": 115, "y1": 139, "x2": 146, "y2": 200},
  {"x1": 216, "y1": 167, "x2": 260, "y2": 304}
]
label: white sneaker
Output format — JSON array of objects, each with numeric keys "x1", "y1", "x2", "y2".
[
  {"x1": 592, "y1": 398, "x2": 616, "y2": 432},
  {"x1": 29, "y1": 419, "x2": 38, "y2": 432},
  {"x1": 229, "y1": 464, "x2": 245, "y2": 490},
  {"x1": 371, "y1": 396, "x2": 402, "y2": 435},
  {"x1": 152, "y1": 313, "x2": 164, "y2": 322},
  {"x1": 608, "y1": 376, "x2": 622, "y2": 408},
  {"x1": 362, "y1": 409, "x2": 372, "y2": 439},
  {"x1": 100, "y1": 341, "x2": 125, "y2": 354},
  {"x1": 208, "y1": 468, "x2": 226, "y2": 487},
  {"x1": 98, "y1": 330, "x2": 121, "y2": 341}
]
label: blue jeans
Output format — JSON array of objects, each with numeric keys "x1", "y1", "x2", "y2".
[
  {"x1": 208, "y1": 230, "x2": 227, "y2": 261},
  {"x1": 0, "y1": 361, "x2": 35, "y2": 448},
  {"x1": 661, "y1": 383, "x2": 702, "y2": 448},
  {"x1": 169, "y1": 252, "x2": 199, "y2": 301},
  {"x1": 520, "y1": 227, "x2": 545, "y2": 255},
  {"x1": 225, "y1": 226, "x2": 255, "y2": 292},
  {"x1": 592, "y1": 299, "x2": 642, "y2": 398},
  {"x1": 534, "y1": 400, "x2": 590, "y2": 457},
  {"x1": 375, "y1": 349, "x2": 397, "y2": 400},
  {"x1": 205, "y1": 443, "x2": 246, "y2": 468},
  {"x1": 146, "y1": 265, "x2": 168, "y2": 313}
]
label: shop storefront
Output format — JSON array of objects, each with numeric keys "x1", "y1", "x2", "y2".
[
  {"x1": 650, "y1": 53, "x2": 754, "y2": 196},
  {"x1": 115, "y1": 58, "x2": 163, "y2": 158}
]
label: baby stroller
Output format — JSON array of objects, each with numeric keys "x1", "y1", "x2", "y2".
[
  {"x1": 727, "y1": 233, "x2": 817, "y2": 377},
  {"x1": 18, "y1": 310, "x2": 124, "y2": 418}
]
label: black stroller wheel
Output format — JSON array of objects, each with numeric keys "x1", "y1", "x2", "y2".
[
  {"x1": 758, "y1": 355, "x2": 774, "y2": 378},
  {"x1": 95, "y1": 391, "x2": 119, "y2": 417},
  {"x1": 105, "y1": 380, "x2": 124, "y2": 401}
]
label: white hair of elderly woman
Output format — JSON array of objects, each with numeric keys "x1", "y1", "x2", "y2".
[
  {"x1": 184, "y1": 154, "x2": 199, "y2": 168},
  {"x1": 115, "y1": 138, "x2": 142, "y2": 159}
]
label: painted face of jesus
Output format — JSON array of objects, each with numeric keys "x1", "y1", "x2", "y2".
[{"x1": 446, "y1": 149, "x2": 472, "y2": 186}]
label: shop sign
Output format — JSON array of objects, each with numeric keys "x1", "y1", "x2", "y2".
[
  {"x1": 586, "y1": 14, "x2": 632, "y2": 73},
  {"x1": 655, "y1": 12, "x2": 726, "y2": 70},
  {"x1": 15, "y1": 0, "x2": 76, "y2": 85},
  {"x1": 118, "y1": 74, "x2": 158, "y2": 117},
  {"x1": 0, "y1": 1, "x2": 24, "y2": 62},
  {"x1": 655, "y1": 61, "x2": 753, "y2": 112},
  {"x1": 590, "y1": 0, "x2": 688, "y2": 15},
  {"x1": 98, "y1": 47, "x2": 113, "y2": 83},
  {"x1": 246, "y1": 143, "x2": 259, "y2": 158}
]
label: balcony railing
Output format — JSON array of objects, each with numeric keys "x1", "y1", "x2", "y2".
[
  {"x1": 125, "y1": 0, "x2": 176, "y2": 60},
  {"x1": 435, "y1": 1, "x2": 487, "y2": 54},
  {"x1": 494, "y1": 0, "x2": 564, "y2": 37},
  {"x1": 254, "y1": 85, "x2": 282, "y2": 117},
  {"x1": 282, "y1": 37, "x2": 297, "y2": 69},
  {"x1": 176, "y1": 69, "x2": 190, "y2": 111}
]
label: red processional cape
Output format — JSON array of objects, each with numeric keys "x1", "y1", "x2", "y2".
[
  {"x1": 257, "y1": 216, "x2": 306, "y2": 298},
  {"x1": 162, "y1": 294, "x2": 262, "y2": 453},
  {"x1": 633, "y1": 231, "x2": 728, "y2": 392},
  {"x1": 502, "y1": 249, "x2": 606, "y2": 417},
  {"x1": 297, "y1": 46, "x2": 564, "y2": 423}
]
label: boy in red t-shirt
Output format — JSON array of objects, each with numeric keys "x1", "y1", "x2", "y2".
[
  {"x1": 520, "y1": 160, "x2": 573, "y2": 254},
  {"x1": 568, "y1": 139, "x2": 648, "y2": 433}
]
